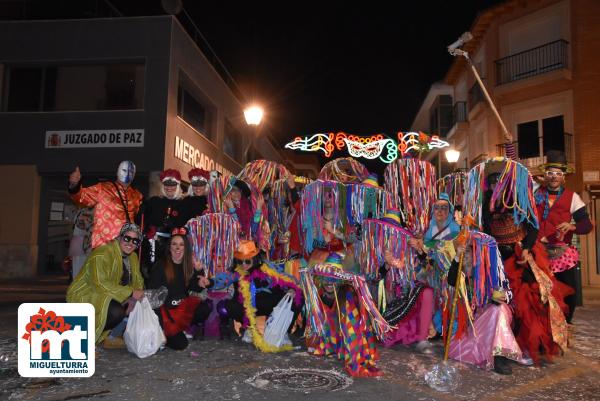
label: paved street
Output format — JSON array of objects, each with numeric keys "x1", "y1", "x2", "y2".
[{"x1": 1, "y1": 278, "x2": 600, "y2": 401}]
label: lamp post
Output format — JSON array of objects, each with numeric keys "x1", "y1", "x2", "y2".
[
  {"x1": 445, "y1": 148, "x2": 460, "y2": 172},
  {"x1": 243, "y1": 105, "x2": 264, "y2": 163}
]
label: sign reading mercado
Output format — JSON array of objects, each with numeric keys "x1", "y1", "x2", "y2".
[
  {"x1": 285, "y1": 131, "x2": 449, "y2": 163},
  {"x1": 174, "y1": 136, "x2": 233, "y2": 177},
  {"x1": 45, "y1": 129, "x2": 144, "y2": 148}
]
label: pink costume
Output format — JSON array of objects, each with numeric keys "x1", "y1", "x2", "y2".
[
  {"x1": 449, "y1": 303, "x2": 525, "y2": 370},
  {"x1": 382, "y1": 286, "x2": 434, "y2": 347}
]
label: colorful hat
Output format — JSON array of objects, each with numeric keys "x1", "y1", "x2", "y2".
[
  {"x1": 188, "y1": 168, "x2": 210, "y2": 184},
  {"x1": 232, "y1": 178, "x2": 252, "y2": 198},
  {"x1": 540, "y1": 150, "x2": 572, "y2": 173},
  {"x1": 362, "y1": 173, "x2": 380, "y2": 188},
  {"x1": 160, "y1": 169, "x2": 182, "y2": 185},
  {"x1": 380, "y1": 208, "x2": 402, "y2": 227},
  {"x1": 234, "y1": 240, "x2": 260, "y2": 259},
  {"x1": 435, "y1": 192, "x2": 454, "y2": 214},
  {"x1": 323, "y1": 252, "x2": 344, "y2": 269}
]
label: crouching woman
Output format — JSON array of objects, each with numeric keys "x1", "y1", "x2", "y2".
[{"x1": 148, "y1": 227, "x2": 212, "y2": 350}]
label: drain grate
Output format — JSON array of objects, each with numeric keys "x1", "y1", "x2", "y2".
[{"x1": 246, "y1": 368, "x2": 352, "y2": 393}]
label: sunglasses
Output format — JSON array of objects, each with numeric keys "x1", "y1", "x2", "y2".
[
  {"x1": 545, "y1": 171, "x2": 565, "y2": 178},
  {"x1": 235, "y1": 258, "x2": 253, "y2": 266},
  {"x1": 433, "y1": 204, "x2": 449, "y2": 211},
  {"x1": 121, "y1": 235, "x2": 141, "y2": 247},
  {"x1": 191, "y1": 181, "x2": 207, "y2": 187}
]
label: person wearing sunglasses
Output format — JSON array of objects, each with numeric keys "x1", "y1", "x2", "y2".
[
  {"x1": 182, "y1": 168, "x2": 210, "y2": 220},
  {"x1": 215, "y1": 240, "x2": 303, "y2": 351},
  {"x1": 535, "y1": 150, "x2": 593, "y2": 329},
  {"x1": 67, "y1": 223, "x2": 145, "y2": 349},
  {"x1": 136, "y1": 169, "x2": 187, "y2": 283},
  {"x1": 147, "y1": 227, "x2": 212, "y2": 350}
]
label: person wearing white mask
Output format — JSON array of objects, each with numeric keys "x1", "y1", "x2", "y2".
[{"x1": 68, "y1": 161, "x2": 143, "y2": 249}]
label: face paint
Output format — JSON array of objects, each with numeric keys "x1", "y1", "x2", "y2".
[{"x1": 117, "y1": 161, "x2": 136, "y2": 185}]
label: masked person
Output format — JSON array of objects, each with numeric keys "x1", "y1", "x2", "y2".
[
  {"x1": 483, "y1": 168, "x2": 571, "y2": 364},
  {"x1": 137, "y1": 169, "x2": 186, "y2": 281},
  {"x1": 68, "y1": 161, "x2": 143, "y2": 249},
  {"x1": 182, "y1": 168, "x2": 210, "y2": 220},
  {"x1": 147, "y1": 227, "x2": 212, "y2": 350},
  {"x1": 224, "y1": 179, "x2": 264, "y2": 241},
  {"x1": 67, "y1": 223, "x2": 145, "y2": 348},
  {"x1": 408, "y1": 193, "x2": 460, "y2": 343},
  {"x1": 535, "y1": 150, "x2": 593, "y2": 326}
]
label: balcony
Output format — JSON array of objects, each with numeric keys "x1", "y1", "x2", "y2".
[
  {"x1": 495, "y1": 40, "x2": 569, "y2": 85},
  {"x1": 495, "y1": 132, "x2": 574, "y2": 169}
]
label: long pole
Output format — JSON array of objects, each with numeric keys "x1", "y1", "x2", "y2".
[
  {"x1": 443, "y1": 252, "x2": 465, "y2": 361},
  {"x1": 454, "y1": 50, "x2": 513, "y2": 143}
]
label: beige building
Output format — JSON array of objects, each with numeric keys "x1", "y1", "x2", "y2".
[{"x1": 412, "y1": 0, "x2": 600, "y2": 287}]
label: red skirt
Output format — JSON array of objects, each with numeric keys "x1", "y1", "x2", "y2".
[
  {"x1": 160, "y1": 297, "x2": 201, "y2": 338},
  {"x1": 504, "y1": 242, "x2": 573, "y2": 363}
]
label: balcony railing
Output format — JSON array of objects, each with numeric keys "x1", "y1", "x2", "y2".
[
  {"x1": 495, "y1": 132, "x2": 574, "y2": 167},
  {"x1": 453, "y1": 101, "x2": 468, "y2": 124},
  {"x1": 495, "y1": 40, "x2": 569, "y2": 85}
]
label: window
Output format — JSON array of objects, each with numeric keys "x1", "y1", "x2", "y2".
[
  {"x1": 517, "y1": 115, "x2": 565, "y2": 159},
  {"x1": 177, "y1": 80, "x2": 213, "y2": 140},
  {"x1": 2, "y1": 63, "x2": 144, "y2": 112},
  {"x1": 223, "y1": 119, "x2": 241, "y2": 160},
  {"x1": 429, "y1": 95, "x2": 453, "y2": 136}
]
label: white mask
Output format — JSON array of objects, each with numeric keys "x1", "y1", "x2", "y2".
[{"x1": 117, "y1": 161, "x2": 136, "y2": 185}]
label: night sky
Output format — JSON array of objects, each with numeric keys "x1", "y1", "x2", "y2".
[{"x1": 4, "y1": 0, "x2": 504, "y2": 170}]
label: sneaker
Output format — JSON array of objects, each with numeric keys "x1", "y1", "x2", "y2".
[
  {"x1": 103, "y1": 336, "x2": 126, "y2": 349},
  {"x1": 184, "y1": 331, "x2": 194, "y2": 340},
  {"x1": 415, "y1": 340, "x2": 434, "y2": 355},
  {"x1": 493, "y1": 356, "x2": 513, "y2": 375}
]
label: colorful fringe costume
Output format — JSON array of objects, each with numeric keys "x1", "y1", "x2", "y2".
[{"x1": 301, "y1": 264, "x2": 391, "y2": 377}]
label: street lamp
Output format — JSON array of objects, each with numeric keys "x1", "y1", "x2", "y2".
[
  {"x1": 445, "y1": 149, "x2": 460, "y2": 164},
  {"x1": 244, "y1": 105, "x2": 264, "y2": 126},
  {"x1": 243, "y1": 105, "x2": 264, "y2": 162}
]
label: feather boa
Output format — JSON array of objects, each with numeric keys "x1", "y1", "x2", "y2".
[{"x1": 235, "y1": 264, "x2": 302, "y2": 353}]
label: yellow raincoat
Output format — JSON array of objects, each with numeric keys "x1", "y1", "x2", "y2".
[{"x1": 67, "y1": 240, "x2": 144, "y2": 343}]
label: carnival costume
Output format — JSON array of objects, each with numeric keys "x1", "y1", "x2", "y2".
[
  {"x1": 446, "y1": 231, "x2": 525, "y2": 374},
  {"x1": 182, "y1": 168, "x2": 210, "y2": 220},
  {"x1": 466, "y1": 158, "x2": 571, "y2": 364},
  {"x1": 534, "y1": 151, "x2": 593, "y2": 323},
  {"x1": 69, "y1": 161, "x2": 142, "y2": 249},
  {"x1": 215, "y1": 241, "x2": 303, "y2": 352},
  {"x1": 137, "y1": 169, "x2": 186, "y2": 279},
  {"x1": 301, "y1": 254, "x2": 392, "y2": 377},
  {"x1": 66, "y1": 224, "x2": 144, "y2": 343}
]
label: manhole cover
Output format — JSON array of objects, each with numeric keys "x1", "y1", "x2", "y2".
[{"x1": 246, "y1": 368, "x2": 352, "y2": 393}]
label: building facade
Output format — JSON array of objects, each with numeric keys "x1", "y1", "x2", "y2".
[
  {"x1": 0, "y1": 16, "x2": 257, "y2": 278},
  {"x1": 411, "y1": 0, "x2": 600, "y2": 286}
]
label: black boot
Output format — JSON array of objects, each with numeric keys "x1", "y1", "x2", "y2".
[{"x1": 493, "y1": 356, "x2": 512, "y2": 375}]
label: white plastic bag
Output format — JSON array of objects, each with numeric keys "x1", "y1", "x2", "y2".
[
  {"x1": 124, "y1": 297, "x2": 166, "y2": 358},
  {"x1": 263, "y1": 293, "x2": 294, "y2": 348}
]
